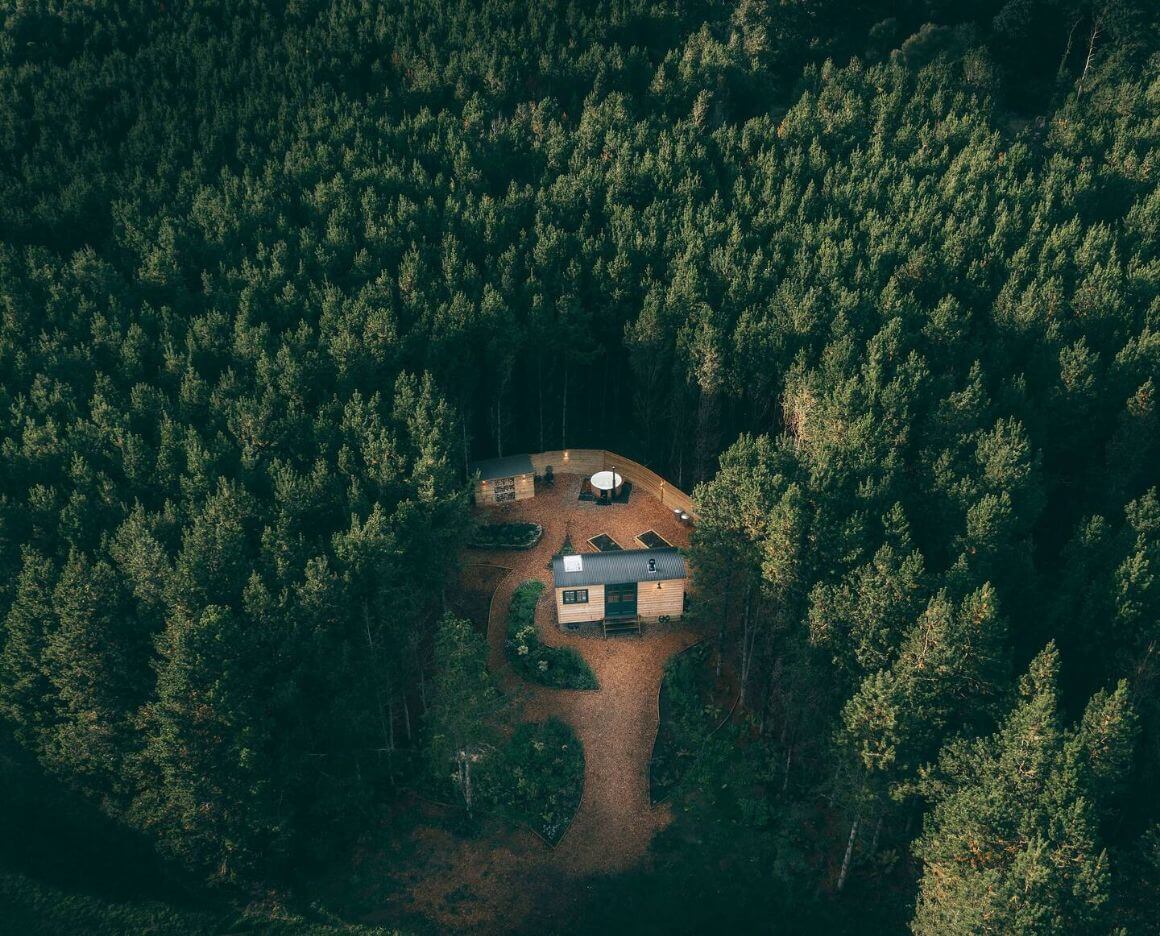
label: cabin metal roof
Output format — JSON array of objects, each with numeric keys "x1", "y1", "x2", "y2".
[
  {"x1": 552, "y1": 548, "x2": 687, "y2": 588},
  {"x1": 469, "y1": 454, "x2": 535, "y2": 481}
]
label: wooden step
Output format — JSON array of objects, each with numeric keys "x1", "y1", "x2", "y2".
[{"x1": 603, "y1": 618, "x2": 642, "y2": 638}]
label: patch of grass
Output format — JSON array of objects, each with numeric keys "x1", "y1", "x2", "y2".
[
  {"x1": 469, "y1": 522, "x2": 542, "y2": 550},
  {"x1": 478, "y1": 718, "x2": 584, "y2": 845},
  {"x1": 650, "y1": 643, "x2": 720, "y2": 803},
  {"x1": 505, "y1": 581, "x2": 598, "y2": 690}
]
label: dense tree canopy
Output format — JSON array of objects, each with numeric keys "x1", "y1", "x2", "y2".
[{"x1": 0, "y1": 0, "x2": 1157, "y2": 932}]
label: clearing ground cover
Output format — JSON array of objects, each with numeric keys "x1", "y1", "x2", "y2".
[{"x1": 448, "y1": 563, "x2": 511, "y2": 635}]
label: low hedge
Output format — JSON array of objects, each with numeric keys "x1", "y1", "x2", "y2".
[
  {"x1": 505, "y1": 581, "x2": 598, "y2": 690},
  {"x1": 470, "y1": 522, "x2": 543, "y2": 550},
  {"x1": 477, "y1": 717, "x2": 585, "y2": 844}
]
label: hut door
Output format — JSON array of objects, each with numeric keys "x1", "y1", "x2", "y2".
[{"x1": 605, "y1": 583, "x2": 637, "y2": 618}]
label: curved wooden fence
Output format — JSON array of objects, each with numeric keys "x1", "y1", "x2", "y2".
[{"x1": 527, "y1": 449, "x2": 697, "y2": 521}]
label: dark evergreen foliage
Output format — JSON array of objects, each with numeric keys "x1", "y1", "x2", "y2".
[{"x1": 0, "y1": 0, "x2": 1157, "y2": 931}]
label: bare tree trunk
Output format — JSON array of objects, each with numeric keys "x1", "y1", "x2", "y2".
[
  {"x1": 1057, "y1": 14, "x2": 1083, "y2": 79},
  {"x1": 403, "y1": 696, "x2": 412, "y2": 743},
  {"x1": 462, "y1": 417, "x2": 470, "y2": 477},
  {"x1": 1078, "y1": 14, "x2": 1104, "y2": 95},
  {"x1": 494, "y1": 369, "x2": 510, "y2": 457},
  {"x1": 870, "y1": 811, "x2": 884, "y2": 857},
  {"x1": 739, "y1": 589, "x2": 754, "y2": 706},
  {"x1": 837, "y1": 810, "x2": 861, "y2": 892},
  {"x1": 717, "y1": 579, "x2": 734, "y2": 679},
  {"x1": 694, "y1": 389, "x2": 720, "y2": 484},
  {"x1": 600, "y1": 355, "x2": 608, "y2": 437},
  {"x1": 829, "y1": 763, "x2": 842, "y2": 807},
  {"x1": 364, "y1": 605, "x2": 392, "y2": 750},
  {"x1": 462, "y1": 752, "x2": 474, "y2": 815},
  {"x1": 783, "y1": 744, "x2": 793, "y2": 793},
  {"x1": 538, "y1": 356, "x2": 545, "y2": 451},
  {"x1": 561, "y1": 360, "x2": 569, "y2": 449},
  {"x1": 387, "y1": 698, "x2": 396, "y2": 752}
]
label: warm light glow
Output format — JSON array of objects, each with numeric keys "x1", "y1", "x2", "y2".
[{"x1": 564, "y1": 451, "x2": 569, "y2": 460}]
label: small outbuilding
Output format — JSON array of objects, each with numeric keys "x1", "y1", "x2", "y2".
[
  {"x1": 471, "y1": 454, "x2": 536, "y2": 506},
  {"x1": 551, "y1": 547, "x2": 687, "y2": 634}
]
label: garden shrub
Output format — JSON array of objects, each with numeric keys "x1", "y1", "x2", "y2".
[
  {"x1": 505, "y1": 581, "x2": 598, "y2": 690},
  {"x1": 469, "y1": 522, "x2": 543, "y2": 550},
  {"x1": 650, "y1": 643, "x2": 721, "y2": 802},
  {"x1": 477, "y1": 717, "x2": 585, "y2": 844}
]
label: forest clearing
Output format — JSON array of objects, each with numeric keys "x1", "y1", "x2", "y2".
[
  {"x1": 324, "y1": 473, "x2": 698, "y2": 931},
  {"x1": 1, "y1": 2, "x2": 1157, "y2": 934}
]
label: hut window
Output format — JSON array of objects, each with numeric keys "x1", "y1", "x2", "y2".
[{"x1": 563, "y1": 589, "x2": 589, "y2": 605}]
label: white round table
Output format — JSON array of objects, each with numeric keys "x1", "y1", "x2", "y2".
[{"x1": 590, "y1": 470, "x2": 623, "y2": 497}]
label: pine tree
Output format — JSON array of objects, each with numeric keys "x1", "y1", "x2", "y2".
[
  {"x1": 0, "y1": 549, "x2": 57, "y2": 742},
  {"x1": 138, "y1": 603, "x2": 287, "y2": 882},
  {"x1": 912, "y1": 644, "x2": 1137, "y2": 935},
  {"x1": 39, "y1": 551, "x2": 143, "y2": 796},
  {"x1": 426, "y1": 613, "x2": 504, "y2": 814}
]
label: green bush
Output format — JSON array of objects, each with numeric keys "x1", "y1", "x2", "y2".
[
  {"x1": 505, "y1": 581, "x2": 598, "y2": 690},
  {"x1": 650, "y1": 643, "x2": 720, "y2": 802},
  {"x1": 477, "y1": 718, "x2": 585, "y2": 844},
  {"x1": 469, "y1": 522, "x2": 543, "y2": 550},
  {"x1": 0, "y1": 870, "x2": 394, "y2": 936}
]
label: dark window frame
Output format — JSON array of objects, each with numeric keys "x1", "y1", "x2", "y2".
[{"x1": 562, "y1": 589, "x2": 589, "y2": 605}]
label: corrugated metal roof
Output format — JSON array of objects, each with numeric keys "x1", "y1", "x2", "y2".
[
  {"x1": 470, "y1": 454, "x2": 535, "y2": 482},
  {"x1": 552, "y1": 547, "x2": 687, "y2": 587}
]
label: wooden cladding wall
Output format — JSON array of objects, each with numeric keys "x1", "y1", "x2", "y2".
[
  {"x1": 636, "y1": 578, "x2": 685, "y2": 620},
  {"x1": 555, "y1": 584, "x2": 605, "y2": 625},
  {"x1": 528, "y1": 450, "x2": 697, "y2": 520}
]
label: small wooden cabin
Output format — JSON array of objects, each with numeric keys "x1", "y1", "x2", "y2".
[
  {"x1": 551, "y1": 548, "x2": 687, "y2": 634},
  {"x1": 471, "y1": 454, "x2": 535, "y2": 506}
]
